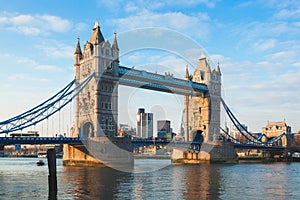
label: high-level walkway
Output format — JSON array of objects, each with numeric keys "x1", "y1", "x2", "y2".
[{"x1": 118, "y1": 66, "x2": 208, "y2": 96}]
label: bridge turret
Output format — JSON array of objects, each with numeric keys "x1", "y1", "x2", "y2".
[
  {"x1": 184, "y1": 64, "x2": 189, "y2": 80},
  {"x1": 74, "y1": 37, "x2": 82, "y2": 72},
  {"x1": 90, "y1": 19, "x2": 105, "y2": 45},
  {"x1": 193, "y1": 54, "x2": 211, "y2": 85},
  {"x1": 216, "y1": 62, "x2": 221, "y2": 75},
  {"x1": 112, "y1": 32, "x2": 119, "y2": 51},
  {"x1": 184, "y1": 64, "x2": 190, "y2": 141},
  {"x1": 112, "y1": 32, "x2": 120, "y2": 76}
]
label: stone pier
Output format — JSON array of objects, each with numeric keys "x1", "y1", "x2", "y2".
[
  {"x1": 172, "y1": 142, "x2": 238, "y2": 164},
  {"x1": 63, "y1": 137, "x2": 134, "y2": 169}
]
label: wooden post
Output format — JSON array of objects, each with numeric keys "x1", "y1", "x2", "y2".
[{"x1": 47, "y1": 148, "x2": 57, "y2": 198}]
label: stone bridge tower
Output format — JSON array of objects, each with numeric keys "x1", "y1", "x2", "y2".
[
  {"x1": 73, "y1": 20, "x2": 119, "y2": 138},
  {"x1": 184, "y1": 55, "x2": 221, "y2": 142},
  {"x1": 63, "y1": 21, "x2": 134, "y2": 167},
  {"x1": 174, "y1": 55, "x2": 237, "y2": 163}
]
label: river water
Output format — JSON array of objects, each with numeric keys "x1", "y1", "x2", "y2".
[{"x1": 0, "y1": 158, "x2": 300, "y2": 199}]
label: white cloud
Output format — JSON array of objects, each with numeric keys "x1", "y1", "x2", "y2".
[
  {"x1": 124, "y1": 2, "x2": 139, "y2": 13},
  {"x1": 236, "y1": 1, "x2": 253, "y2": 8},
  {"x1": 17, "y1": 57, "x2": 37, "y2": 66},
  {"x1": 111, "y1": 11, "x2": 211, "y2": 39},
  {"x1": 34, "y1": 65, "x2": 63, "y2": 72},
  {"x1": 275, "y1": 8, "x2": 300, "y2": 19},
  {"x1": 3, "y1": 54, "x2": 64, "y2": 72},
  {"x1": 231, "y1": 21, "x2": 300, "y2": 48},
  {"x1": 11, "y1": 14, "x2": 34, "y2": 24},
  {"x1": 0, "y1": 53, "x2": 11, "y2": 57},
  {"x1": 74, "y1": 22, "x2": 89, "y2": 32},
  {"x1": 8, "y1": 73, "x2": 48, "y2": 82},
  {"x1": 254, "y1": 39, "x2": 277, "y2": 51},
  {"x1": 0, "y1": 13, "x2": 72, "y2": 35},
  {"x1": 36, "y1": 43, "x2": 74, "y2": 58},
  {"x1": 266, "y1": 51, "x2": 296, "y2": 60},
  {"x1": 256, "y1": 61, "x2": 284, "y2": 70},
  {"x1": 264, "y1": 0, "x2": 300, "y2": 9},
  {"x1": 98, "y1": 0, "x2": 219, "y2": 12},
  {"x1": 292, "y1": 62, "x2": 300, "y2": 67}
]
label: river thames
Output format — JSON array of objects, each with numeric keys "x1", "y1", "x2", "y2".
[{"x1": 1, "y1": 158, "x2": 300, "y2": 199}]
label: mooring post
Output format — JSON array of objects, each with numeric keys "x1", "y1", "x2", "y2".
[{"x1": 47, "y1": 148, "x2": 57, "y2": 198}]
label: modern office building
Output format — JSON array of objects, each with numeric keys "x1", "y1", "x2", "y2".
[
  {"x1": 157, "y1": 120, "x2": 171, "y2": 133},
  {"x1": 136, "y1": 108, "x2": 153, "y2": 138},
  {"x1": 157, "y1": 120, "x2": 171, "y2": 139}
]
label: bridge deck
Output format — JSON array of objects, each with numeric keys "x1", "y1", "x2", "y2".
[
  {"x1": 0, "y1": 137, "x2": 82, "y2": 145},
  {"x1": 233, "y1": 143, "x2": 285, "y2": 150},
  {"x1": 0, "y1": 137, "x2": 285, "y2": 150}
]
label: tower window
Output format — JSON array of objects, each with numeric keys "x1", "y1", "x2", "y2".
[{"x1": 200, "y1": 71, "x2": 205, "y2": 81}]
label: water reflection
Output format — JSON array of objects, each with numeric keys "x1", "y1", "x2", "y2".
[
  {"x1": 61, "y1": 162, "x2": 223, "y2": 199},
  {"x1": 61, "y1": 166, "x2": 133, "y2": 199},
  {"x1": 174, "y1": 164, "x2": 222, "y2": 199},
  {"x1": 1, "y1": 158, "x2": 300, "y2": 199}
]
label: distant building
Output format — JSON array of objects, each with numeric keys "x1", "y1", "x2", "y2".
[
  {"x1": 261, "y1": 121, "x2": 291, "y2": 146},
  {"x1": 136, "y1": 108, "x2": 153, "y2": 138},
  {"x1": 262, "y1": 121, "x2": 291, "y2": 137},
  {"x1": 118, "y1": 123, "x2": 136, "y2": 137},
  {"x1": 158, "y1": 120, "x2": 171, "y2": 133},
  {"x1": 157, "y1": 120, "x2": 172, "y2": 139},
  {"x1": 231, "y1": 124, "x2": 248, "y2": 143}
]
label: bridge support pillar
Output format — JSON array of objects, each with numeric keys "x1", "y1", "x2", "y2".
[
  {"x1": 63, "y1": 137, "x2": 134, "y2": 169},
  {"x1": 172, "y1": 142, "x2": 238, "y2": 164},
  {"x1": 63, "y1": 144, "x2": 104, "y2": 167}
]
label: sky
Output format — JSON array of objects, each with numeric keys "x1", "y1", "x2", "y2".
[{"x1": 0, "y1": 0, "x2": 300, "y2": 135}]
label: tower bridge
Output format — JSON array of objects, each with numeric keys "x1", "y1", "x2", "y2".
[
  {"x1": 0, "y1": 20, "x2": 288, "y2": 167},
  {"x1": 65, "y1": 20, "x2": 236, "y2": 166}
]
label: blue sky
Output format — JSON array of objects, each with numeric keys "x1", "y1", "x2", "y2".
[{"x1": 0, "y1": 0, "x2": 300, "y2": 135}]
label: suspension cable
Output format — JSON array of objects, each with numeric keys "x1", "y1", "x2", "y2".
[
  {"x1": 0, "y1": 72, "x2": 95, "y2": 134},
  {"x1": 221, "y1": 98, "x2": 286, "y2": 145}
]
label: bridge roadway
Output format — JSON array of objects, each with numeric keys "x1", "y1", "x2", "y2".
[{"x1": 0, "y1": 137, "x2": 284, "y2": 150}]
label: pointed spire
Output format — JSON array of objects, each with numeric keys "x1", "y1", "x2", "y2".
[
  {"x1": 216, "y1": 62, "x2": 221, "y2": 75},
  {"x1": 199, "y1": 53, "x2": 206, "y2": 60},
  {"x1": 184, "y1": 64, "x2": 189, "y2": 79},
  {"x1": 90, "y1": 19, "x2": 104, "y2": 45},
  {"x1": 112, "y1": 31, "x2": 119, "y2": 50},
  {"x1": 207, "y1": 63, "x2": 211, "y2": 73},
  {"x1": 93, "y1": 19, "x2": 100, "y2": 30},
  {"x1": 74, "y1": 36, "x2": 82, "y2": 56}
]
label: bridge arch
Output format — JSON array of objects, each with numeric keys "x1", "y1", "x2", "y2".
[
  {"x1": 268, "y1": 135, "x2": 287, "y2": 147},
  {"x1": 190, "y1": 129, "x2": 204, "y2": 142},
  {"x1": 80, "y1": 122, "x2": 94, "y2": 139}
]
